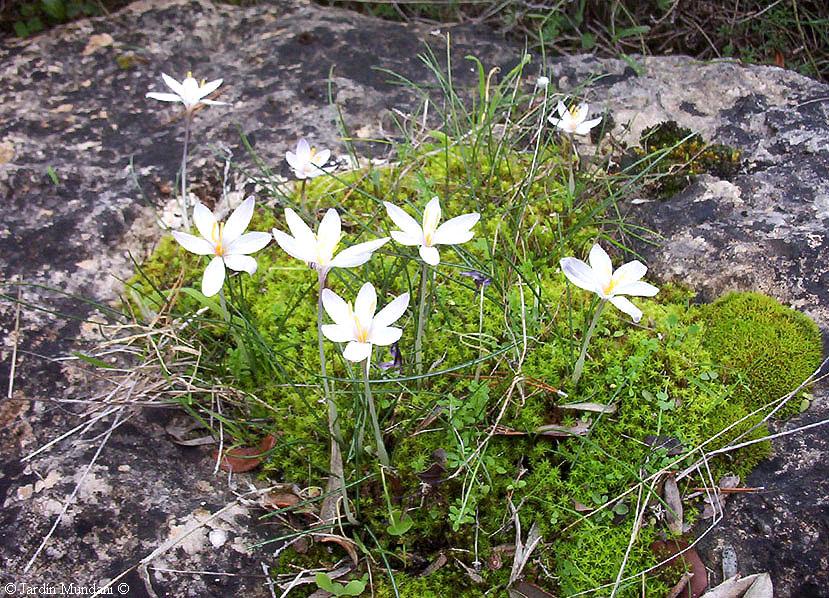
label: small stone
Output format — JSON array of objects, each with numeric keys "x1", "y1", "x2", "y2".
[
  {"x1": 209, "y1": 529, "x2": 228, "y2": 548},
  {"x1": 722, "y1": 543, "x2": 738, "y2": 579}
]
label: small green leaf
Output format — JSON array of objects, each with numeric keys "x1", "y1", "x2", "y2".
[
  {"x1": 46, "y1": 166, "x2": 60, "y2": 185},
  {"x1": 314, "y1": 573, "x2": 340, "y2": 595},
  {"x1": 14, "y1": 21, "x2": 29, "y2": 37},
  {"x1": 341, "y1": 579, "x2": 367, "y2": 596},
  {"x1": 386, "y1": 513, "x2": 413, "y2": 536},
  {"x1": 580, "y1": 32, "x2": 596, "y2": 50},
  {"x1": 72, "y1": 351, "x2": 114, "y2": 369}
]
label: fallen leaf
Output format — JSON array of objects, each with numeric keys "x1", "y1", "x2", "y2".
[
  {"x1": 652, "y1": 539, "x2": 708, "y2": 597},
  {"x1": 702, "y1": 475, "x2": 741, "y2": 519},
  {"x1": 664, "y1": 474, "x2": 684, "y2": 535},
  {"x1": 487, "y1": 544, "x2": 515, "y2": 570},
  {"x1": 774, "y1": 51, "x2": 785, "y2": 68},
  {"x1": 535, "y1": 420, "x2": 591, "y2": 437},
  {"x1": 701, "y1": 573, "x2": 772, "y2": 598},
  {"x1": 666, "y1": 573, "x2": 694, "y2": 598},
  {"x1": 316, "y1": 533, "x2": 359, "y2": 566},
  {"x1": 218, "y1": 434, "x2": 276, "y2": 473},
  {"x1": 557, "y1": 401, "x2": 617, "y2": 414},
  {"x1": 420, "y1": 552, "x2": 447, "y2": 577},
  {"x1": 82, "y1": 33, "x2": 114, "y2": 56},
  {"x1": 509, "y1": 581, "x2": 556, "y2": 597},
  {"x1": 454, "y1": 557, "x2": 483, "y2": 584},
  {"x1": 644, "y1": 435, "x2": 685, "y2": 456}
]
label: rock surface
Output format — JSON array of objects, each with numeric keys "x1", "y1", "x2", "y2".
[{"x1": 0, "y1": 1, "x2": 827, "y2": 596}]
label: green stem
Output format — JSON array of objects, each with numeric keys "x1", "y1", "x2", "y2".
[
  {"x1": 414, "y1": 262, "x2": 430, "y2": 382},
  {"x1": 572, "y1": 299, "x2": 606, "y2": 385},
  {"x1": 218, "y1": 287, "x2": 230, "y2": 323},
  {"x1": 180, "y1": 111, "x2": 193, "y2": 230},
  {"x1": 363, "y1": 357, "x2": 389, "y2": 467},
  {"x1": 300, "y1": 179, "x2": 308, "y2": 213},
  {"x1": 473, "y1": 284, "x2": 485, "y2": 384},
  {"x1": 317, "y1": 270, "x2": 355, "y2": 524}
]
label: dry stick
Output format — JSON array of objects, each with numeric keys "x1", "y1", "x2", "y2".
[
  {"x1": 7, "y1": 287, "x2": 21, "y2": 399},
  {"x1": 179, "y1": 111, "x2": 193, "y2": 230},
  {"x1": 25, "y1": 405, "x2": 126, "y2": 573}
]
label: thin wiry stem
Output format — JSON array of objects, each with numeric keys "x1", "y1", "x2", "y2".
[
  {"x1": 363, "y1": 356, "x2": 389, "y2": 467},
  {"x1": 572, "y1": 299, "x2": 605, "y2": 385},
  {"x1": 316, "y1": 270, "x2": 355, "y2": 525},
  {"x1": 414, "y1": 262, "x2": 430, "y2": 382},
  {"x1": 180, "y1": 111, "x2": 193, "y2": 230}
]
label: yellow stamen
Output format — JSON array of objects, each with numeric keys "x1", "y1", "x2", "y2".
[
  {"x1": 211, "y1": 222, "x2": 225, "y2": 256},
  {"x1": 186, "y1": 71, "x2": 193, "y2": 79}
]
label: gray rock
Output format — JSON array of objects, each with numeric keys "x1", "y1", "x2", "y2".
[{"x1": 1, "y1": 1, "x2": 827, "y2": 597}]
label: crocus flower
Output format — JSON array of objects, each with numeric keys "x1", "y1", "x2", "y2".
[
  {"x1": 272, "y1": 208, "x2": 389, "y2": 274},
  {"x1": 172, "y1": 197, "x2": 271, "y2": 297},
  {"x1": 384, "y1": 197, "x2": 480, "y2": 266},
  {"x1": 146, "y1": 73, "x2": 227, "y2": 110},
  {"x1": 460, "y1": 270, "x2": 492, "y2": 289},
  {"x1": 560, "y1": 243, "x2": 658, "y2": 322},
  {"x1": 321, "y1": 282, "x2": 409, "y2": 362},
  {"x1": 548, "y1": 101, "x2": 602, "y2": 136},
  {"x1": 536, "y1": 76, "x2": 550, "y2": 89},
  {"x1": 286, "y1": 139, "x2": 331, "y2": 179}
]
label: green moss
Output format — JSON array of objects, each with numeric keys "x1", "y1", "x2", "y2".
[
  {"x1": 699, "y1": 292, "x2": 824, "y2": 415},
  {"x1": 629, "y1": 120, "x2": 742, "y2": 198},
  {"x1": 132, "y1": 140, "x2": 822, "y2": 597}
]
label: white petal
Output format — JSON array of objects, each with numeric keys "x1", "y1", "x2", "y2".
[
  {"x1": 227, "y1": 231, "x2": 271, "y2": 255},
  {"x1": 384, "y1": 202, "x2": 423, "y2": 240},
  {"x1": 285, "y1": 151, "x2": 299, "y2": 170},
  {"x1": 547, "y1": 116, "x2": 562, "y2": 127},
  {"x1": 224, "y1": 254, "x2": 257, "y2": 274},
  {"x1": 573, "y1": 102, "x2": 589, "y2": 123},
  {"x1": 161, "y1": 73, "x2": 185, "y2": 97},
  {"x1": 284, "y1": 208, "x2": 317, "y2": 248},
  {"x1": 588, "y1": 244, "x2": 613, "y2": 289},
  {"x1": 318, "y1": 208, "x2": 341, "y2": 246},
  {"x1": 373, "y1": 292, "x2": 409, "y2": 329},
  {"x1": 197, "y1": 78, "x2": 223, "y2": 99},
  {"x1": 193, "y1": 202, "x2": 218, "y2": 243},
  {"x1": 321, "y1": 323, "x2": 355, "y2": 343},
  {"x1": 312, "y1": 148, "x2": 331, "y2": 167},
  {"x1": 560, "y1": 257, "x2": 600, "y2": 294},
  {"x1": 609, "y1": 296, "x2": 643, "y2": 322},
  {"x1": 296, "y1": 138, "x2": 311, "y2": 160},
  {"x1": 369, "y1": 326, "x2": 402, "y2": 346},
  {"x1": 146, "y1": 92, "x2": 183, "y2": 103},
  {"x1": 613, "y1": 281, "x2": 659, "y2": 298},
  {"x1": 611, "y1": 260, "x2": 647, "y2": 287},
  {"x1": 419, "y1": 245, "x2": 440, "y2": 266},
  {"x1": 202, "y1": 257, "x2": 225, "y2": 297},
  {"x1": 172, "y1": 231, "x2": 214, "y2": 255},
  {"x1": 422, "y1": 197, "x2": 442, "y2": 237},
  {"x1": 223, "y1": 196, "x2": 255, "y2": 244},
  {"x1": 354, "y1": 282, "x2": 377, "y2": 324},
  {"x1": 575, "y1": 117, "x2": 602, "y2": 136},
  {"x1": 322, "y1": 289, "x2": 353, "y2": 327},
  {"x1": 199, "y1": 98, "x2": 228, "y2": 106},
  {"x1": 343, "y1": 341, "x2": 372, "y2": 363},
  {"x1": 272, "y1": 230, "x2": 315, "y2": 263},
  {"x1": 391, "y1": 230, "x2": 423, "y2": 246},
  {"x1": 330, "y1": 237, "x2": 389, "y2": 269},
  {"x1": 432, "y1": 213, "x2": 479, "y2": 246},
  {"x1": 556, "y1": 101, "x2": 568, "y2": 118}
]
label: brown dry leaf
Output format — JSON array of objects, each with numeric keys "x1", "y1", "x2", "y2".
[
  {"x1": 702, "y1": 475, "x2": 741, "y2": 519},
  {"x1": 217, "y1": 434, "x2": 276, "y2": 473},
  {"x1": 261, "y1": 485, "x2": 305, "y2": 511},
  {"x1": 487, "y1": 544, "x2": 515, "y2": 570},
  {"x1": 666, "y1": 573, "x2": 694, "y2": 598},
  {"x1": 316, "y1": 533, "x2": 359, "y2": 566},
  {"x1": 664, "y1": 474, "x2": 684, "y2": 535},
  {"x1": 573, "y1": 501, "x2": 593, "y2": 512},
  {"x1": 82, "y1": 33, "x2": 114, "y2": 56},
  {"x1": 420, "y1": 552, "x2": 447, "y2": 577},
  {"x1": 509, "y1": 581, "x2": 556, "y2": 598},
  {"x1": 652, "y1": 539, "x2": 708, "y2": 597},
  {"x1": 454, "y1": 558, "x2": 484, "y2": 584},
  {"x1": 701, "y1": 573, "x2": 773, "y2": 598}
]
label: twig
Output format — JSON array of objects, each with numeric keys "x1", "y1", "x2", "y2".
[{"x1": 6, "y1": 287, "x2": 21, "y2": 399}]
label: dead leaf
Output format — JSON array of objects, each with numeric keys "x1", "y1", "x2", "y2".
[
  {"x1": 557, "y1": 401, "x2": 617, "y2": 414},
  {"x1": 652, "y1": 540, "x2": 708, "y2": 597},
  {"x1": 774, "y1": 51, "x2": 785, "y2": 68},
  {"x1": 166, "y1": 418, "x2": 215, "y2": 446},
  {"x1": 664, "y1": 474, "x2": 684, "y2": 535},
  {"x1": 316, "y1": 533, "x2": 359, "y2": 566},
  {"x1": 701, "y1": 573, "x2": 772, "y2": 598},
  {"x1": 702, "y1": 475, "x2": 741, "y2": 519},
  {"x1": 454, "y1": 557, "x2": 483, "y2": 584},
  {"x1": 420, "y1": 552, "x2": 447, "y2": 577},
  {"x1": 535, "y1": 420, "x2": 591, "y2": 437},
  {"x1": 82, "y1": 33, "x2": 114, "y2": 56},
  {"x1": 509, "y1": 581, "x2": 556, "y2": 598},
  {"x1": 666, "y1": 573, "x2": 694, "y2": 598},
  {"x1": 217, "y1": 434, "x2": 276, "y2": 473},
  {"x1": 261, "y1": 486, "x2": 308, "y2": 512},
  {"x1": 487, "y1": 544, "x2": 515, "y2": 570},
  {"x1": 573, "y1": 501, "x2": 593, "y2": 513},
  {"x1": 644, "y1": 435, "x2": 685, "y2": 456}
]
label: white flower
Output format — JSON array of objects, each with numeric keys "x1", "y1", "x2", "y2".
[
  {"x1": 383, "y1": 197, "x2": 480, "y2": 266},
  {"x1": 146, "y1": 72, "x2": 228, "y2": 110},
  {"x1": 286, "y1": 139, "x2": 331, "y2": 179},
  {"x1": 172, "y1": 197, "x2": 271, "y2": 297},
  {"x1": 536, "y1": 76, "x2": 550, "y2": 89},
  {"x1": 321, "y1": 282, "x2": 409, "y2": 362},
  {"x1": 548, "y1": 101, "x2": 602, "y2": 136},
  {"x1": 560, "y1": 243, "x2": 659, "y2": 322},
  {"x1": 272, "y1": 208, "x2": 389, "y2": 273}
]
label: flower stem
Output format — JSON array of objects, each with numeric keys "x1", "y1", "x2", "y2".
[
  {"x1": 572, "y1": 299, "x2": 605, "y2": 385},
  {"x1": 473, "y1": 283, "x2": 485, "y2": 384},
  {"x1": 414, "y1": 262, "x2": 430, "y2": 383},
  {"x1": 363, "y1": 357, "x2": 389, "y2": 467},
  {"x1": 218, "y1": 287, "x2": 230, "y2": 323},
  {"x1": 180, "y1": 111, "x2": 193, "y2": 230},
  {"x1": 300, "y1": 179, "x2": 308, "y2": 213},
  {"x1": 317, "y1": 270, "x2": 355, "y2": 524}
]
